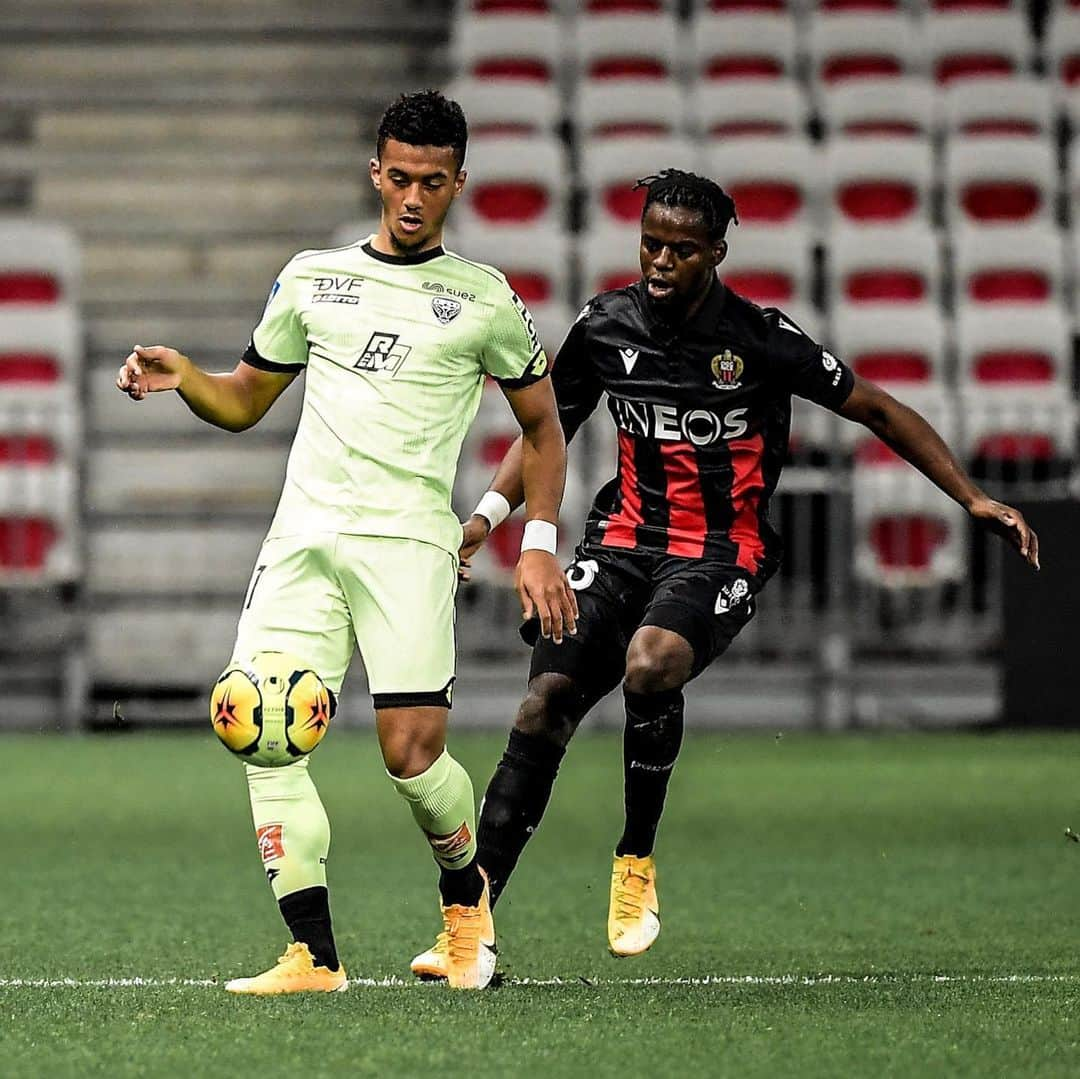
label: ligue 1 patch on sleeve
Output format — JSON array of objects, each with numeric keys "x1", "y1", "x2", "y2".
[
  {"x1": 424, "y1": 821, "x2": 473, "y2": 865},
  {"x1": 256, "y1": 823, "x2": 286, "y2": 863}
]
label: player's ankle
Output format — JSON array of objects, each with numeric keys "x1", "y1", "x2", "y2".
[
  {"x1": 278, "y1": 886, "x2": 340, "y2": 970},
  {"x1": 439, "y1": 860, "x2": 484, "y2": 907}
]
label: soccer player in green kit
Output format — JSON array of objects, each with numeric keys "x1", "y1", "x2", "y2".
[{"x1": 115, "y1": 91, "x2": 578, "y2": 991}]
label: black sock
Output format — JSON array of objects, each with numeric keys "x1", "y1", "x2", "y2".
[
  {"x1": 439, "y1": 860, "x2": 485, "y2": 907},
  {"x1": 616, "y1": 686, "x2": 684, "y2": 859},
  {"x1": 477, "y1": 729, "x2": 566, "y2": 907},
  {"x1": 278, "y1": 886, "x2": 339, "y2": 970}
]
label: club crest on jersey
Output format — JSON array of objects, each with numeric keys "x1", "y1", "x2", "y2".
[
  {"x1": 431, "y1": 295, "x2": 461, "y2": 324},
  {"x1": 711, "y1": 350, "x2": 744, "y2": 391}
]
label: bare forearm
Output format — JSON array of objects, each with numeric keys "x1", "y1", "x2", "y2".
[
  {"x1": 866, "y1": 399, "x2": 984, "y2": 510},
  {"x1": 176, "y1": 361, "x2": 265, "y2": 432},
  {"x1": 487, "y1": 435, "x2": 526, "y2": 513},
  {"x1": 520, "y1": 416, "x2": 566, "y2": 523}
]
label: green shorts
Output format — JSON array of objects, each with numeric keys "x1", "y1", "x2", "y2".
[{"x1": 231, "y1": 532, "x2": 457, "y2": 708}]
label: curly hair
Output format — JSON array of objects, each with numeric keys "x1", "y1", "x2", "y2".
[
  {"x1": 635, "y1": 169, "x2": 739, "y2": 242},
  {"x1": 376, "y1": 90, "x2": 468, "y2": 170}
]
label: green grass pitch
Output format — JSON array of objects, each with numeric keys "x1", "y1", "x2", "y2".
[{"x1": 3, "y1": 729, "x2": 1080, "y2": 1077}]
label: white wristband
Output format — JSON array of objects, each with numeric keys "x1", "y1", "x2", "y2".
[
  {"x1": 473, "y1": 490, "x2": 511, "y2": 531},
  {"x1": 521, "y1": 519, "x2": 558, "y2": 555}
]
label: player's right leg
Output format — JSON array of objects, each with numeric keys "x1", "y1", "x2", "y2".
[
  {"x1": 219, "y1": 534, "x2": 353, "y2": 994},
  {"x1": 410, "y1": 549, "x2": 640, "y2": 980}
]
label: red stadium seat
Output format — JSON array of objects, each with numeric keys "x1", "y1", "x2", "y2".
[
  {"x1": 457, "y1": 136, "x2": 566, "y2": 231},
  {"x1": 703, "y1": 136, "x2": 818, "y2": 227},
  {"x1": 581, "y1": 137, "x2": 698, "y2": 228},
  {"x1": 576, "y1": 79, "x2": 687, "y2": 139},
  {"x1": 939, "y1": 77, "x2": 1054, "y2": 138},
  {"x1": 0, "y1": 516, "x2": 58, "y2": 571},
  {"x1": 691, "y1": 14, "x2": 798, "y2": 81},
  {"x1": 693, "y1": 80, "x2": 807, "y2": 138},
  {"x1": 926, "y1": 12, "x2": 1033, "y2": 84},
  {"x1": 818, "y1": 78, "x2": 934, "y2": 139},
  {"x1": 574, "y1": 14, "x2": 681, "y2": 81},
  {"x1": 452, "y1": 14, "x2": 562, "y2": 83},
  {"x1": 579, "y1": 225, "x2": 644, "y2": 296},
  {"x1": 719, "y1": 225, "x2": 813, "y2": 306},
  {"x1": 960, "y1": 391, "x2": 1075, "y2": 474},
  {"x1": 452, "y1": 226, "x2": 572, "y2": 306},
  {"x1": 443, "y1": 77, "x2": 561, "y2": 137},
  {"x1": 0, "y1": 305, "x2": 81, "y2": 388},
  {"x1": 825, "y1": 138, "x2": 933, "y2": 226},
  {"x1": 828, "y1": 225, "x2": 939, "y2": 307},
  {"x1": 944, "y1": 136, "x2": 1055, "y2": 227},
  {"x1": 955, "y1": 303, "x2": 1070, "y2": 389},
  {"x1": 807, "y1": 14, "x2": 922, "y2": 86},
  {"x1": 1047, "y1": 12, "x2": 1080, "y2": 87},
  {"x1": 0, "y1": 221, "x2": 80, "y2": 306},
  {"x1": 831, "y1": 304, "x2": 946, "y2": 385},
  {"x1": 951, "y1": 225, "x2": 1065, "y2": 308}
]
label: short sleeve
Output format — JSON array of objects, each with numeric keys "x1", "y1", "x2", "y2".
[
  {"x1": 481, "y1": 282, "x2": 549, "y2": 389},
  {"x1": 551, "y1": 302, "x2": 604, "y2": 444},
  {"x1": 764, "y1": 308, "x2": 854, "y2": 412},
  {"x1": 245, "y1": 266, "x2": 308, "y2": 373}
]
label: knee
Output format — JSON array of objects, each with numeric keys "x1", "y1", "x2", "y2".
[
  {"x1": 624, "y1": 642, "x2": 691, "y2": 696},
  {"x1": 513, "y1": 674, "x2": 584, "y2": 749},
  {"x1": 380, "y1": 719, "x2": 445, "y2": 779}
]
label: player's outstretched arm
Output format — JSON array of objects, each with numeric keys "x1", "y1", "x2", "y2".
[
  {"x1": 839, "y1": 375, "x2": 1040, "y2": 570},
  {"x1": 497, "y1": 378, "x2": 578, "y2": 643},
  {"x1": 116, "y1": 345, "x2": 297, "y2": 432}
]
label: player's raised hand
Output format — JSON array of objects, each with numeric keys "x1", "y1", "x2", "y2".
[
  {"x1": 515, "y1": 550, "x2": 578, "y2": 644},
  {"x1": 968, "y1": 495, "x2": 1040, "y2": 570},
  {"x1": 116, "y1": 344, "x2": 188, "y2": 401},
  {"x1": 457, "y1": 515, "x2": 491, "y2": 582}
]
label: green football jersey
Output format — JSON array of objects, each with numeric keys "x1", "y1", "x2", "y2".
[{"x1": 245, "y1": 238, "x2": 548, "y2": 556}]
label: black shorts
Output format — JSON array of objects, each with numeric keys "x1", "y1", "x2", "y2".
[{"x1": 522, "y1": 546, "x2": 761, "y2": 708}]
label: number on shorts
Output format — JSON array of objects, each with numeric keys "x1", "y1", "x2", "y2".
[{"x1": 244, "y1": 564, "x2": 267, "y2": 610}]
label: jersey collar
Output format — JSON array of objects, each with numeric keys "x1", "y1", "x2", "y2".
[{"x1": 361, "y1": 240, "x2": 445, "y2": 265}]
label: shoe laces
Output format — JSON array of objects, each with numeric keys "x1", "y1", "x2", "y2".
[
  {"x1": 275, "y1": 942, "x2": 312, "y2": 972},
  {"x1": 442, "y1": 904, "x2": 483, "y2": 964},
  {"x1": 613, "y1": 867, "x2": 649, "y2": 922}
]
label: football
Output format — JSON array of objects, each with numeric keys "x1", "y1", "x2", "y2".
[{"x1": 210, "y1": 652, "x2": 335, "y2": 767}]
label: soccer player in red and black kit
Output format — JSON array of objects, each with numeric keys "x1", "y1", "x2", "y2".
[{"x1": 411, "y1": 169, "x2": 1040, "y2": 976}]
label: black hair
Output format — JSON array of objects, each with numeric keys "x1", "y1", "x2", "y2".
[
  {"x1": 377, "y1": 90, "x2": 468, "y2": 170},
  {"x1": 635, "y1": 169, "x2": 739, "y2": 242}
]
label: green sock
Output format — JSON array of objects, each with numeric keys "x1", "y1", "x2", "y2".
[
  {"x1": 245, "y1": 757, "x2": 330, "y2": 901},
  {"x1": 389, "y1": 750, "x2": 478, "y2": 871}
]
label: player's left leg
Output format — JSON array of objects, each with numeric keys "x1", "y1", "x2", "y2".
[
  {"x1": 341, "y1": 534, "x2": 494, "y2": 989},
  {"x1": 608, "y1": 564, "x2": 759, "y2": 957}
]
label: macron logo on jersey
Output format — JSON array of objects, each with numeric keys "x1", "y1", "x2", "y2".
[
  {"x1": 619, "y1": 347, "x2": 640, "y2": 374},
  {"x1": 776, "y1": 315, "x2": 803, "y2": 335}
]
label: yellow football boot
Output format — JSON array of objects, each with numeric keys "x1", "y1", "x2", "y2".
[
  {"x1": 608, "y1": 854, "x2": 661, "y2": 958},
  {"x1": 225, "y1": 942, "x2": 347, "y2": 995},
  {"x1": 411, "y1": 871, "x2": 496, "y2": 988}
]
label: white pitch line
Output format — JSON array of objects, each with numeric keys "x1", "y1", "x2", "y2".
[{"x1": 1, "y1": 974, "x2": 1077, "y2": 990}]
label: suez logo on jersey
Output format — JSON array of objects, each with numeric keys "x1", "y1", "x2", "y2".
[
  {"x1": 354, "y1": 332, "x2": 411, "y2": 374},
  {"x1": 610, "y1": 396, "x2": 749, "y2": 445},
  {"x1": 422, "y1": 280, "x2": 475, "y2": 326}
]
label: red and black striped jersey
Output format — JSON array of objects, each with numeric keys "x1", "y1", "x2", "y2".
[{"x1": 553, "y1": 278, "x2": 854, "y2": 576}]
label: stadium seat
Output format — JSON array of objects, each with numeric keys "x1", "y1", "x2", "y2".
[
  {"x1": 575, "y1": 79, "x2": 687, "y2": 139},
  {"x1": 0, "y1": 304, "x2": 81, "y2": 388},
  {"x1": 853, "y1": 463, "x2": 966, "y2": 586},
  {"x1": 0, "y1": 219, "x2": 80, "y2": 305},
  {"x1": 818, "y1": 77, "x2": 935, "y2": 138},
  {"x1": 692, "y1": 80, "x2": 808, "y2": 138},
  {"x1": 580, "y1": 136, "x2": 699, "y2": 228},
  {"x1": 1043, "y1": 10, "x2": 1080, "y2": 87},
  {"x1": 451, "y1": 226, "x2": 573, "y2": 306},
  {"x1": 578, "y1": 224, "x2": 644, "y2": 296},
  {"x1": 444, "y1": 77, "x2": 561, "y2": 136},
  {"x1": 527, "y1": 300, "x2": 575, "y2": 360},
  {"x1": 452, "y1": 13, "x2": 563, "y2": 82},
  {"x1": 572, "y1": 14, "x2": 682, "y2": 81},
  {"x1": 1065, "y1": 139, "x2": 1080, "y2": 231},
  {"x1": 702, "y1": 136, "x2": 818, "y2": 227},
  {"x1": 848, "y1": 384, "x2": 958, "y2": 461},
  {"x1": 954, "y1": 303, "x2": 1071, "y2": 389},
  {"x1": 806, "y1": 14, "x2": 923, "y2": 86},
  {"x1": 719, "y1": 225, "x2": 814, "y2": 306},
  {"x1": 690, "y1": 14, "x2": 799, "y2": 81},
  {"x1": 827, "y1": 224, "x2": 940, "y2": 307},
  {"x1": 943, "y1": 136, "x2": 1056, "y2": 226},
  {"x1": 456, "y1": 135, "x2": 567, "y2": 231},
  {"x1": 959, "y1": 388, "x2": 1076, "y2": 481},
  {"x1": 950, "y1": 224, "x2": 1066, "y2": 307},
  {"x1": 831, "y1": 303, "x2": 947, "y2": 384},
  {"x1": 823, "y1": 138, "x2": 933, "y2": 226},
  {"x1": 939, "y1": 76, "x2": 1054, "y2": 137},
  {"x1": 925, "y1": 12, "x2": 1033, "y2": 84}
]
